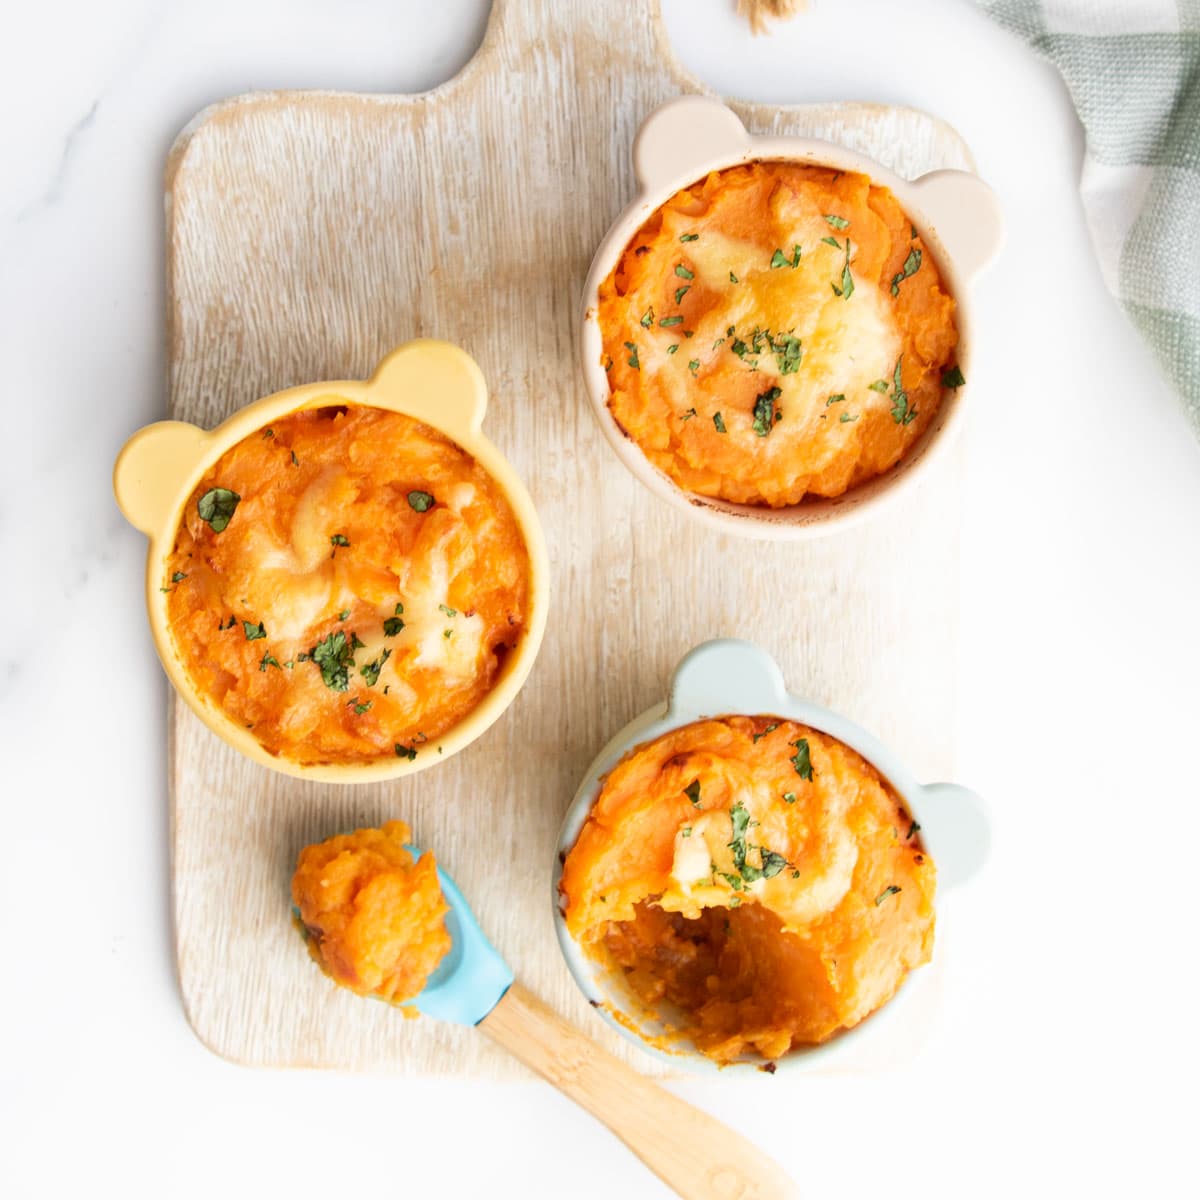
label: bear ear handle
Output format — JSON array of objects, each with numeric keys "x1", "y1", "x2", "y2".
[
  {"x1": 113, "y1": 420, "x2": 213, "y2": 538},
  {"x1": 366, "y1": 339, "x2": 488, "y2": 438},
  {"x1": 633, "y1": 96, "x2": 753, "y2": 196},
  {"x1": 908, "y1": 169, "x2": 1004, "y2": 283}
]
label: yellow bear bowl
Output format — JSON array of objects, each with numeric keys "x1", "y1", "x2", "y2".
[{"x1": 113, "y1": 339, "x2": 549, "y2": 783}]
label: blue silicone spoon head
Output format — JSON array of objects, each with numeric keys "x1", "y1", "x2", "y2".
[{"x1": 402, "y1": 846, "x2": 513, "y2": 1025}]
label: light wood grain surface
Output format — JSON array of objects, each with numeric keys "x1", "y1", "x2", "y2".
[
  {"x1": 165, "y1": 0, "x2": 972, "y2": 1077},
  {"x1": 480, "y1": 983, "x2": 799, "y2": 1199}
]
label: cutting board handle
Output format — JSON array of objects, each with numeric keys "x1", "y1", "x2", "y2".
[{"x1": 480, "y1": 982, "x2": 800, "y2": 1200}]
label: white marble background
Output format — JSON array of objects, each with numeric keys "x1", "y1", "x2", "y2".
[{"x1": 5, "y1": 1, "x2": 1199, "y2": 1197}]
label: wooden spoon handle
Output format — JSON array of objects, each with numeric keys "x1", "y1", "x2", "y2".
[{"x1": 479, "y1": 982, "x2": 799, "y2": 1200}]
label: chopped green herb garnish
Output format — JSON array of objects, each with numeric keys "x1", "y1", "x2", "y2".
[
  {"x1": 309, "y1": 630, "x2": 354, "y2": 691},
  {"x1": 826, "y1": 394, "x2": 846, "y2": 407},
  {"x1": 729, "y1": 896, "x2": 743, "y2": 908},
  {"x1": 727, "y1": 801, "x2": 790, "y2": 884},
  {"x1": 875, "y1": 885, "x2": 902, "y2": 906},
  {"x1": 869, "y1": 379, "x2": 890, "y2": 393},
  {"x1": 889, "y1": 356, "x2": 916, "y2": 425},
  {"x1": 407, "y1": 490, "x2": 435, "y2": 512},
  {"x1": 890, "y1": 246, "x2": 922, "y2": 296},
  {"x1": 773, "y1": 332, "x2": 802, "y2": 374},
  {"x1": 674, "y1": 285, "x2": 690, "y2": 304},
  {"x1": 443, "y1": 629, "x2": 452, "y2": 639},
  {"x1": 350, "y1": 632, "x2": 365, "y2": 651},
  {"x1": 681, "y1": 407, "x2": 697, "y2": 421},
  {"x1": 752, "y1": 724, "x2": 778, "y2": 743},
  {"x1": 171, "y1": 571, "x2": 187, "y2": 583},
  {"x1": 675, "y1": 264, "x2": 694, "y2": 280},
  {"x1": 907, "y1": 820, "x2": 921, "y2": 839},
  {"x1": 338, "y1": 610, "x2": 350, "y2": 621},
  {"x1": 640, "y1": 307, "x2": 654, "y2": 328},
  {"x1": 770, "y1": 248, "x2": 789, "y2": 269},
  {"x1": 688, "y1": 359, "x2": 700, "y2": 375},
  {"x1": 394, "y1": 744, "x2": 418, "y2": 761},
  {"x1": 680, "y1": 232, "x2": 699, "y2": 242},
  {"x1": 752, "y1": 386, "x2": 782, "y2": 437},
  {"x1": 783, "y1": 792, "x2": 797, "y2": 804},
  {"x1": 667, "y1": 344, "x2": 679, "y2": 355},
  {"x1": 713, "y1": 412, "x2": 726, "y2": 433},
  {"x1": 330, "y1": 534, "x2": 350, "y2": 554},
  {"x1": 660, "y1": 315, "x2": 683, "y2": 327},
  {"x1": 821, "y1": 236, "x2": 841, "y2": 248},
  {"x1": 359, "y1": 648, "x2": 391, "y2": 687},
  {"x1": 383, "y1": 616, "x2": 405, "y2": 636},
  {"x1": 942, "y1": 365, "x2": 966, "y2": 388},
  {"x1": 831, "y1": 238, "x2": 854, "y2": 300},
  {"x1": 840, "y1": 412, "x2": 858, "y2": 423},
  {"x1": 681, "y1": 827, "x2": 693, "y2": 838},
  {"x1": 624, "y1": 341, "x2": 639, "y2": 369},
  {"x1": 242, "y1": 621, "x2": 266, "y2": 641},
  {"x1": 197, "y1": 487, "x2": 241, "y2": 534},
  {"x1": 394, "y1": 602, "x2": 404, "y2": 616},
  {"x1": 353, "y1": 700, "x2": 372, "y2": 715},
  {"x1": 259, "y1": 653, "x2": 281, "y2": 671},
  {"x1": 439, "y1": 604, "x2": 457, "y2": 617},
  {"x1": 683, "y1": 330, "x2": 695, "y2": 338},
  {"x1": 790, "y1": 738, "x2": 814, "y2": 780},
  {"x1": 729, "y1": 271, "x2": 738, "y2": 283},
  {"x1": 290, "y1": 450, "x2": 299, "y2": 466},
  {"x1": 262, "y1": 428, "x2": 274, "y2": 439},
  {"x1": 824, "y1": 214, "x2": 849, "y2": 230},
  {"x1": 684, "y1": 779, "x2": 702, "y2": 807}
]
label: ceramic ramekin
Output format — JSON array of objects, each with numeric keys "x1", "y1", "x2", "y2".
[
  {"x1": 113, "y1": 339, "x2": 549, "y2": 783},
  {"x1": 579, "y1": 95, "x2": 1003, "y2": 540},
  {"x1": 552, "y1": 638, "x2": 989, "y2": 1074}
]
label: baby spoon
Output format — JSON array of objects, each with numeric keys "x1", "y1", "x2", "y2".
[{"x1": 379, "y1": 846, "x2": 798, "y2": 1200}]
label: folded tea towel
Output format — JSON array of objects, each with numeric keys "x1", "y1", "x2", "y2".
[
  {"x1": 981, "y1": 1, "x2": 1200, "y2": 435},
  {"x1": 740, "y1": 0, "x2": 1200, "y2": 434}
]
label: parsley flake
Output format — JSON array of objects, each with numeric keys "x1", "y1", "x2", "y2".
[
  {"x1": 660, "y1": 315, "x2": 683, "y2": 327},
  {"x1": 942, "y1": 365, "x2": 966, "y2": 388},
  {"x1": 729, "y1": 271, "x2": 739, "y2": 283},
  {"x1": 309, "y1": 630, "x2": 355, "y2": 691},
  {"x1": 875, "y1": 885, "x2": 902, "y2": 906},
  {"x1": 684, "y1": 779, "x2": 702, "y2": 807},
  {"x1": 394, "y1": 744, "x2": 418, "y2": 761},
  {"x1": 640, "y1": 307, "x2": 654, "y2": 328},
  {"x1": 242, "y1": 621, "x2": 266, "y2": 641},
  {"x1": 624, "y1": 341, "x2": 639, "y2": 370},
  {"x1": 681, "y1": 407, "x2": 697, "y2": 421},
  {"x1": 383, "y1": 616, "x2": 405, "y2": 636},
  {"x1": 790, "y1": 738, "x2": 814, "y2": 780},
  {"x1": 751, "y1": 723, "x2": 778, "y2": 743},
  {"x1": 407, "y1": 491, "x2": 435, "y2": 512},
  {"x1": 783, "y1": 792, "x2": 797, "y2": 804},
  {"x1": 171, "y1": 571, "x2": 187, "y2": 583},
  {"x1": 826, "y1": 394, "x2": 846, "y2": 407},
  {"x1": 674, "y1": 285, "x2": 690, "y2": 304},
  {"x1": 752, "y1": 386, "x2": 782, "y2": 437},
  {"x1": 359, "y1": 648, "x2": 391, "y2": 687},
  {"x1": 675, "y1": 264, "x2": 694, "y2": 280},
  {"x1": 680, "y1": 232, "x2": 699, "y2": 242},
  {"x1": 890, "y1": 246, "x2": 922, "y2": 296},
  {"x1": 713, "y1": 412, "x2": 727, "y2": 433},
  {"x1": 259, "y1": 653, "x2": 281, "y2": 671},
  {"x1": 824, "y1": 214, "x2": 850, "y2": 230},
  {"x1": 197, "y1": 487, "x2": 240, "y2": 534}
]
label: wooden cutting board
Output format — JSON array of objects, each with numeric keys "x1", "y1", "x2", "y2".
[{"x1": 165, "y1": 0, "x2": 974, "y2": 1077}]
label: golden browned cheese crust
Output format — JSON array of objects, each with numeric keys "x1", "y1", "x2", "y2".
[
  {"x1": 559, "y1": 717, "x2": 936, "y2": 1063},
  {"x1": 165, "y1": 404, "x2": 531, "y2": 765},
  {"x1": 291, "y1": 820, "x2": 451, "y2": 1009},
  {"x1": 598, "y1": 162, "x2": 961, "y2": 506}
]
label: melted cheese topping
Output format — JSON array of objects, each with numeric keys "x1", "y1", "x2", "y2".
[
  {"x1": 598, "y1": 162, "x2": 961, "y2": 506},
  {"x1": 559, "y1": 717, "x2": 936, "y2": 1062},
  {"x1": 165, "y1": 404, "x2": 531, "y2": 765}
]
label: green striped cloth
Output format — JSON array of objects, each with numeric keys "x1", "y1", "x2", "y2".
[{"x1": 980, "y1": 1, "x2": 1200, "y2": 433}]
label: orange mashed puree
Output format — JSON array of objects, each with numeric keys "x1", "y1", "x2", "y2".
[
  {"x1": 292, "y1": 820, "x2": 450, "y2": 1007},
  {"x1": 559, "y1": 717, "x2": 935, "y2": 1063},
  {"x1": 598, "y1": 161, "x2": 963, "y2": 506},
  {"x1": 165, "y1": 404, "x2": 531, "y2": 765}
]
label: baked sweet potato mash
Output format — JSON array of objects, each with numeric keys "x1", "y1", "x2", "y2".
[
  {"x1": 292, "y1": 820, "x2": 450, "y2": 1008},
  {"x1": 164, "y1": 404, "x2": 531, "y2": 765},
  {"x1": 559, "y1": 717, "x2": 936, "y2": 1063},
  {"x1": 598, "y1": 162, "x2": 963, "y2": 506}
]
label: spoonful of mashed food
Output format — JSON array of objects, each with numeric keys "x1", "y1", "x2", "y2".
[{"x1": 291, "y1": 821, "x2": 799, "y2": 1200}]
